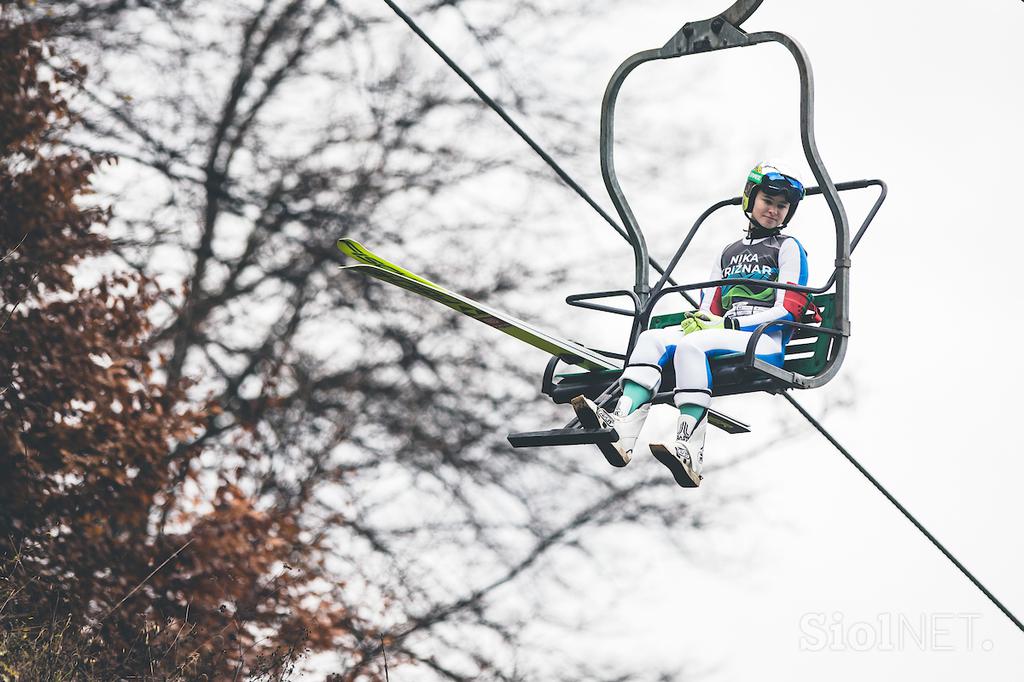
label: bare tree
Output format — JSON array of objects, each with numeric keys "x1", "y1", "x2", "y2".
[{"x1": 21, "y1": 0, "x2": 782, "y2": 678}]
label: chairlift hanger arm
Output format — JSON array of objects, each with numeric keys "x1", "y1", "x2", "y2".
[
  {"x1": 719, "y1": 0, "x2": 765, "y2": 27},
  {"x1": 599, "y1": 3, "x2": 768, "y2": 300},
  {"x1": 600, "y1": 4, "x2": 850, "y2": 392},
  {"x1": 596, "y1": 0, "x2": 764, "y2": 280},
  {"x1": 603, "y1": 29, "x2": 848, "y2": 291}
]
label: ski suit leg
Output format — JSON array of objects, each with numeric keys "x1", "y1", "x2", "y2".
[
  {"x1": 620, "y1": 328, "x2": 680, "y2": 394},
  {"x1": 620, "y1": 327, "x2": 783, "y2": 407},
  {"x1": 670, "y1": 329, "x2": 782, "y2": 407}
]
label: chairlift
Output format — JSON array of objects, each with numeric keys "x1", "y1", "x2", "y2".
[{"x1": 507, "y1": 0, "x2": 887, "y2": 450}]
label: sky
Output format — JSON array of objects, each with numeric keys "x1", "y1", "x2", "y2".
[{"x1": 404, "y1": 1, "x2": 1024, "y2": 679}]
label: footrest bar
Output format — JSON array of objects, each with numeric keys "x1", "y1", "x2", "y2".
[{"x1": 507, "y1": 427, "x2": 619, "y2": 448}]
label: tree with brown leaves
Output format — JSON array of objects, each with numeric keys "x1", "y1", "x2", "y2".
[
  {"x1": 3, "y1": 0, "x2": 766, "y2": 679},
  {"x1": 1, "y1": 4, "x2": 362, "y2": 678}
]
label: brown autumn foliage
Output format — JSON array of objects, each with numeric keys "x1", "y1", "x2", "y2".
[{"x1": 0, "y1": 5, "x2": 364, "y2": 678}]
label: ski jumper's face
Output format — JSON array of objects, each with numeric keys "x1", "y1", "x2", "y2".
[{"x1": 751, "y1": 190, "x2": 790, "y2": 230}]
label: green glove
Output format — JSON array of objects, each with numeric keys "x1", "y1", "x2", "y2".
[
  {"x1": 693, "y1": 311, "x2": 725, "y2": 331},
  {"x1": 680, "y1": 313, "x2": 701, "y2": 335},
  {"x1": 680, "y1": 311, "x2": 725, "y2": 335}
]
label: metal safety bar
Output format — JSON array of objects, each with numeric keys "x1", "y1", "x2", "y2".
[
  {"x1": 568, "y1": 179, "x2": 886, "y2": 326},
  {"x1": 649, "y1": 179, "x2": 887, "y2": 306}
]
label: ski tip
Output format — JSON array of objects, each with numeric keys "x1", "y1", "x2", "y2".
[{"x1": 337, "y1": 237, "x2": 361, "y2": 254}]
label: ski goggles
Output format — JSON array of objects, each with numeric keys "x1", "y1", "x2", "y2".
[{"x1": 760, "y1": 172, "x2": 805, "y2": 202}]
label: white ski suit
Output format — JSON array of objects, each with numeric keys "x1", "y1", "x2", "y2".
[{"x1": 620, "y1": 231, "x2": 811, "y2": 408}]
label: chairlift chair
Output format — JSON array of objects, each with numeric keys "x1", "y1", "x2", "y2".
[{"x1": 508, "y1": 0, "x2": 887, "y2": 449}]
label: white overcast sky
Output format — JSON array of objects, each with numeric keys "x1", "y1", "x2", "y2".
[{"x1": 396, "y1": 1, "x2": 1024, "y2": 680}]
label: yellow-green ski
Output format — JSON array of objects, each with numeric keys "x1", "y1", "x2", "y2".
[
  {"x1": 341, "y1": 263, "x2": 618, "y2": 371},
  {"x1": 338, "y1": 238, "x2": 440, "y2": 288},
  {"x1": 336, "y1": 239, "x2": 750, "y2": 434}
]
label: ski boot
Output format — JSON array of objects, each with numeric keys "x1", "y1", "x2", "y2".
[
  {"x1": 650, "y1": 411, "x2": 706, "y2": 488},
  {"x1": 571, "y1": 395, "x2": 649, "y2": 467}
]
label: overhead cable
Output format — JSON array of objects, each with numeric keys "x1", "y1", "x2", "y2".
[
  {"x1": 785, "y1": 393, "x2": 1023, "y2": 634},
  {"x1": 379, "y1": 0, "x2": 697, "y2": 306}
]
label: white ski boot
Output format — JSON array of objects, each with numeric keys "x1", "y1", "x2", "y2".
[
  {"x1": 650, "y1": 411, "x2": 707, "y2": 488},
  {"x1": 571, "y1": 395, "x2": 650, "y2": 467}
]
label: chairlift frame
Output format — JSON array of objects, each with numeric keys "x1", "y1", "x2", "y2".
[{"x1": 508, "y1": 0, "x2": 888, "y2": 448}]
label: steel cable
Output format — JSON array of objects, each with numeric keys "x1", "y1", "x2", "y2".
[
  {"x1": 785, "y1": 393, "x2": 1023, "y2": 634},
  {"x1": 379, "y1": 0, "x2": 698, "y2": 306}
]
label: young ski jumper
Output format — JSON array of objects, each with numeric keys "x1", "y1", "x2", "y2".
[{"x1": 572, "y1": 163, "x2": 811, "y2": 488}]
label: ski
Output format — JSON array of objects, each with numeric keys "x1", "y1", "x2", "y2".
[
  {"x1": 340, "y1": 238, "x2": 619, "y2": 371},
  {"x1": 342, "y1": 264, "x2": 617, "y2": 371},
  {"x1": 337, "y1": 239, "x2": 750, "y2": 434},
  {"x1": 338, "y1": 238, "x2": 441, "y2": 288}
]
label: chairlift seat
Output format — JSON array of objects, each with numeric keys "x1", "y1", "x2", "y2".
[{"x1": 542, "y1": 293, "x2": 837, "y2": 404}]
